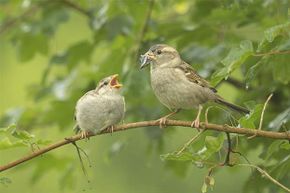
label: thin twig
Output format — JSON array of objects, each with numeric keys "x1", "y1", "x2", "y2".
[
  {"x1": 222, "y1": 132, "x2": 233, "y2": 166},
  {"x1": 248, "y1": 93, "x2": 273, "y2": 139},
  {"x1": 60, "y1": 0, "x2": 91, "y2": 17},
  {"x1": 237, "y1": 164, "x2": 290, "y2": 193},
  {"x1": 230, "y1": 150, "x2": 252, "y2": 167},
  {"x1": 0, "y1": 1, "x2": 50, "y2": 35},
  {"x1": 176, "y1": 130, "x2": 205, "y2": 155},
  {"x1": 204, "y1": 106, "x2": 238, "y2": 125},
  {"x1": 65, "y1": 139, "x2": 88, "y2": 178},
  {"x1": 133, "y1": 0, "x2": 155, "y2": 62},
  {"x1": 259, "y1": 93, "x2": 273, "y2": 130},
  {"x1": 225, "y1": 77, "x2": 250, "y2": 90},
  {"x1": 0, "y1": 119, "x2": 289, "y2": 173},
  {"x1": 0, "y1": 0, "x2": 90, "y2": 35},
  {"x1": 253, "y1": 50, "x2": 290, "y2": 57}
]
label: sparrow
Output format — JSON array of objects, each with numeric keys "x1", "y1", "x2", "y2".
[
  {"x1": 74, "y1": 74, "x2": 125, "y2": 138},
  {"x1": 140, "y1": 44, "x2": 249, "y2": 128}
]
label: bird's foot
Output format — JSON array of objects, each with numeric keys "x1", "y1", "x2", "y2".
[
  {"x1": 191, "y1": 119, "x2": 200, "y2": 132},
  {"x1": 156, "y1": 117, "x2": 167, "y2": 128},
  {"x1": 80, "y1": 130, "x2": 90, "y2": 141},
  {"x1": 106, "y1": 125, "x2": 115, "y2": 135},
  {"x1": 191, "y1": 105, "x2": 202, "y2": 132}
]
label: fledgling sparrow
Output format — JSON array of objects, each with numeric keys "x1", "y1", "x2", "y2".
[
  {"x1": 74, "y1": 74, "x2": 125, "y2": 138},
  {"x1": 140, "y1": 44, "x2": 249, "y2": 128}
]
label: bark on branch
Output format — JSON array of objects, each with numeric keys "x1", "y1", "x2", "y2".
[{"x1": 0, "y1": 119, "x2": 289, "y2": 173}]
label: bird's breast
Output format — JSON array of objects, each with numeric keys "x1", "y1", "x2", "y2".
[
  {"x1": 76, "y1": 93, "x2": 125, "y2": 132},
  {"x1": 150, "y1": 68, "x2": 212, "y2": 110}
]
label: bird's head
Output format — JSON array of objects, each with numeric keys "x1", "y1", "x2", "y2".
[
  {"x1": 96, "y1": 74, "x2": 123, "y2": 94},
  {"x1": 140, "y1": 44, "x2": 181, "y2": 69}
]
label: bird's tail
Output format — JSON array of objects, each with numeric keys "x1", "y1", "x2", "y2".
[
  {"x1": 73, "y1": 124, "x2": 81, "y2": 134},
  {"x1": 215, "y1": 98, "x2": 250, "y2": 114}
]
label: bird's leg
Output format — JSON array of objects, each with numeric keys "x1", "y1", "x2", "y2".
[
  {"x1": 191, "y1": 105, "x2": 203, "y2": 130},
  {"x1": 157, "y1": 109, "x2": 180, "y2": 128}
]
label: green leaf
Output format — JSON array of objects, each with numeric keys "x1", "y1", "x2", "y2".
[
  {"x1": 0, "y1": 124, "x2": 17, "y2": 134},
  {"x1": 261, "y1": 140, "x2": 283, "y2": 160},
  {"x1": 40, "y1": 6, "x2": 69, "y2": 35},
  {"x1": 257, "y1": 22, "x2": 290, "y2": 51},
  {"x1": 239, "y1": 104, "x2": 263, "y2": 129},
  {"x1": 240, "y1": 40, "x2": 254, "y2": 51},
  {"x1": 11, "y1": 129, "x2": 35, "y2": 140},
  {"x1": 66, "y1": 41, "x2": 94, "y2": 70},
  {"x1": 280, "y1": 142, "x2": 290, "y2": 150},
  {"x1": 160, "y1": 151, "x2": 194, "y2": 161},
  {"x1": 209, "y1": 176, "x2": 215, "y2": 186},
  {"x1": 245, "y1": 60, "x2": 263, "y2": 84},
  {"x1": 0, "y1": 137, "x2": 26, "y2": 150},
  {"x1": 59, "y1": 164, "x2": 75, "y2": 190},
  {"x1": 205, "y1": 134, "x2": 225, "y2": 152},
  {"x1": 89, "y1": 4, "x2": 108, "y2": 31},
  {"x1": 161, "y1": 134, "x2": 225, "y2": 162},
  {"x1": 0, "y1": 128, "x2": 8, "y2": 134},
  {"x1": 35, "y1": 139, "x2": 52, "y2": 146},
  {"x1": 264, "y1": 22, "x2": 290, "y2": 43},
  {"x1": 211, "y1": 40, "x2": 254, "y2": 86},
  {"x1": 271, "y1": 55, "x2": 290, "y2": 84},
  {"x1": 163, "y1": 160, "x2": 190, "y2": 178},
  {"x1": 269, "y1": 107, "x2": 290, "y2": 130},
  {"x1": 49, "y1": 53, "x2": 67, "y2": 65},
  {"x1": 205, "y1": 175, "x2": 215, "y2": 189},
  {"x1": 0, "y1": 177, "x2": 12, "y2": 186},
  {"x1": 0, "y1": 127, "x2": 10, "y2": 134},
  {"x1": 194, "y1": 134, "x2": 225, "y2": 161},
  {"x1": 270, "y1": 155, "x2": 290, "y2": 180},
  {"x1": 31, "y1": 154, "x2": 72, "y2": 184},
  {"x1": 16, "y1": 33, "x2": 49, "y2": 62},
  {"x1": 43, "y1": 99, "x2": 75, "y2": 128},
  {"x1": 201, "y1": 182, "x2": 208, "y2": 193}
]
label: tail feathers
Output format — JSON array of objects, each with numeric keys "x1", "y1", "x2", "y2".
[
  {"x1": 215, "y1": 98, "x2": 250, "y2": 114},
  {"x1": 74, "y1": 124, "x2": 81, "y2": 134}
]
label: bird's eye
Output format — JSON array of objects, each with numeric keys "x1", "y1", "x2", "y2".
[
  {"x1": 103, "y1": 81, "x2": 108, "y2": 85},
  {"x1": 157, "y1": 50, "x2": 162, "y2": 55}
]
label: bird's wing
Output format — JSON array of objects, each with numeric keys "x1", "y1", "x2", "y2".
[
  {"x1": 176, "y1": 61, "x2": 217, "y2": 93},
  {"x1": 74, "y1": 90, "x2": 96, "y2": 120}
]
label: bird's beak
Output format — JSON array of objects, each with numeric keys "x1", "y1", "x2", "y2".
[
  {"x1": 140, "y1": 51, "x2": 155, "y2": 69},
  {"x1": 109, "y1": 74, "x2": 123, "y2": 89}
]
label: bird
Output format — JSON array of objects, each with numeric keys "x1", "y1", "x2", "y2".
[
  {"x1": 74, "y1": 74, "x2": 126, "y2": 139},
  {"x1": 140, "y1": 44, "x2": 249, "y2": 128}
]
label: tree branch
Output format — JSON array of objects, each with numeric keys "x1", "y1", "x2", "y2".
[
  {"x1": 60, "y1": 0, "x2": 91, "y2": 17},
  {"x1": 225, "y1": 77, "x2": 251, "y2": 90},
  {"x1": 253, "y1": 50, "x2": 290, "y2": 57},
  {"x1": 0, "y1": 119, "x2": 289, "y2": 173},
  {"x1": 0, "y1": 0, "x2": 90, "y2": 35},
  {"x1": 0, "y1": 1, "x2": 48, "y2": 35},
  {"x1": 237, "y1": 164, "x2": 290, "y2": 193}
]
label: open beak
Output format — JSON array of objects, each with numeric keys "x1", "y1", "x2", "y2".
[
  {"x1": 140, "y1": 51, "x2": 155, "y2": 69},
  {"x1": 109, "y1": 74, "x2": 123, "y2": 89}
]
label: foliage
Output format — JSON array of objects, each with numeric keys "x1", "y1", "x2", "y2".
[{"x1": 0, "y1": 0, "x2": 289, "y2": 193}]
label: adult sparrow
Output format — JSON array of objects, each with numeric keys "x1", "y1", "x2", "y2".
[
  {"x1": 75, "y1": 74, "x2": 125, "y2": 138},
  {"x1": 140, "y1": 44, "x2": 249, "y2": 128}
]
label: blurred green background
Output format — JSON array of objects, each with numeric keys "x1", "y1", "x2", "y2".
[{"x1": 0, "y1": 0, "x2": 289, "y2": 193}]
